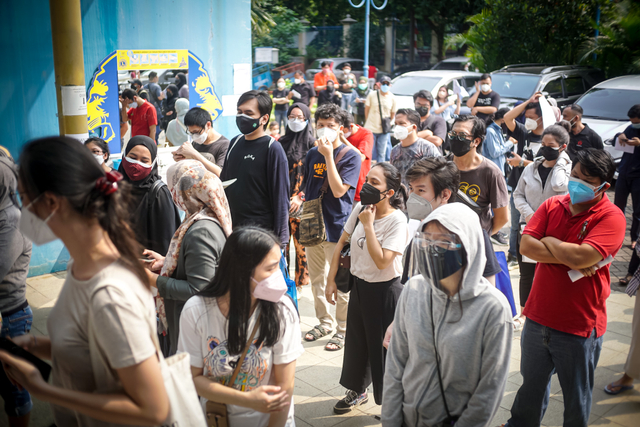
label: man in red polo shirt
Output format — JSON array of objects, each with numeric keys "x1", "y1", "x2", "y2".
[
  {"x1": 506, "y1": 148, "x2": 626, "y2": 427},
  {"x1": 120, "y1": 88, "x2": 157, "y2": 140},
  {"x1": 341, "y1": 112, "x2": 372, "y2": 202}
]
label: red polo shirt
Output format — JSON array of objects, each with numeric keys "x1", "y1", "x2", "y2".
[
  {"x1": 523, "y1": 194, "x2": 626, "y2": 337},
  {"x1": 347, "y1": 125, "x2": 373, "y2": 201},
  {"x1": 127, "y1": 101, "x2": 157, "y2": 138}
]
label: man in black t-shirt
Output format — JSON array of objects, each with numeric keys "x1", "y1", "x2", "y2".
[
  {"x1": 467, "y1": 73, "x2": 501, "y2": 123},
  {"x1": 272, "y1": 77, "x2": 290, "y2": 132},
  {"x1": 182, "y1": 107, "x2": 230, "y2": 167},
  {"x1": 288, "y1": 70, "x2": 317, "y2": 108},
  {"x1": 562, "y1": 104, "x2": 603, "y2": 161},
  {"x1": 413, "y1": 90, "x2": 447, "y2": 152}
]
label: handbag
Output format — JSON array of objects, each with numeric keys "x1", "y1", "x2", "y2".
[
  {"x1": 206, "y1": 317, "x2": 261, "y2": 427},
  {"x1": 335, "y1": 207, "x2": 364, "y2": 293},
  {"x1": 299, "y1": 147, "x2": 349, "y2": 247},
  {"x1": 377, "y1": 90, "x2": 391, "y2": 134}
]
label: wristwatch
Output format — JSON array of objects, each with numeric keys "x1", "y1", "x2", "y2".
[{"x1": 519, "y1": 159, "x2": 524, "y2": 167}]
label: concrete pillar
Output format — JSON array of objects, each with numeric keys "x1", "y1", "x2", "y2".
[
  {"x1": 298, "y1": 18, "x2": 310, "y2": 56},
  {"x1": 341, "y1": 14, "x2": 356, "y2": 57},
  {"x1": 49, "y1": 0, "x2": 88, "y2": 140},
  {"x1": 384, "y1": 19, "x2": 394, "y2": 73}
]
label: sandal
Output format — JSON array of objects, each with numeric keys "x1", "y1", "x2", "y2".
[
  {"x1": 325, "y1": 333, "x2": 345, "y2": 351},
  {"x1": 304, "y1": 325, "x2": 332, "y2": 342},
  {"x1": 513, "y1": 317, "x2": 525, "y2": 332},
  {"x1": 620, "y1": 274, "x2": 634, "y2": 286},
  {"x1": 604, "y1": 382, "x2": 634, "y2": 395}
]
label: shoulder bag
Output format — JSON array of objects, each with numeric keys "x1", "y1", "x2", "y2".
[
  {"x1": 206, "y1": 317, "x2": 261, "y2": 427},
  {"x1": 334, "y1": 206, "x2": 364, "y2": 293},
  {"x1": 376, "y1": 90, "x2": 392, "y2": 134},
  {"x1": 299, "y1": 147, "x2": 349, "y2": 247}
]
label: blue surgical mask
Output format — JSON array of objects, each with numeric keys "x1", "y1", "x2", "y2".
[
  {"x1": 567, "y1": 177, "x2": 605, "y2": 204},
  {"x1": 632, "y1": 123, "x2": 640, "y2": 129},
  {"x1": 380, "y1": 84, "x2": 390, "y2": 93}
]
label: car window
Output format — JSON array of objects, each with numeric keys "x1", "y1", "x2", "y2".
[
  {"x1": 463, "y1": 76, "x2": 481, "y2": 91},
  {"x1": 563, "y1": 76, "x2": 584, "y2": 97},
  {"x1": 542, "y1": 78, "x2": 563, "y2": 98},
  {"x1": 433, "y1": 62, "x2": 465, "y2": 71},
  {"x1": 309, "y1": 59, "x2": 324, "y2": 69},
  {"x1": 391, "y1": 76, "x2": 442, "y2": 96},
  {"x1": 490, "y1": 74, "x2": 541, "y2": 100},
  {"x1": 350, "y1": 61, "x2": 364, "y2": 71},
  {"x1": 577, "y1": 88, "x2": 640, "y2": 121},
  {"x1": 583, "y1": 71, "x2": 605, "y2": 90}
]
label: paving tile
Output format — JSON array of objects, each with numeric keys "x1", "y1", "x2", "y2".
[
  {"x1": 598, "y1": 399, "x2": 640, "y2": 426},
  {"x1": 294, "y1": 393, "x2": 366, "y2": 427},
  {"x1": 294, "y1": 378, "x2": 326, "y2": 405},
  {"x1": 295, "y1": 364, "x2": 345, "y2": 394},
  {"x1": 602, "y1": 331, "x2": 633, "y2": 353}
]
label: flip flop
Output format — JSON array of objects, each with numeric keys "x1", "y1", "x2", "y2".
[{"x1": 604, "y1": 383, "x2": 633, "y2": 395}]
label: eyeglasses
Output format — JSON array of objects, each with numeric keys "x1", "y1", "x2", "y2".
[
  {"x1": 448, "y1": 131, "x2": 473, "y2": 140},
  {"x1": 90, "y1": 149, "x2": 104, "y2": 155},
  {"x1": 186, "y1": 127, "x2": 205, "y2": 136}
]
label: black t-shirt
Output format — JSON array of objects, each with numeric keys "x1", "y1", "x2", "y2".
[
  {"x1": 619, "y1": 125, "x2": 640, "y2": 178},
  {"x1": 418, "y1": 114, "x2": 447, "y2": 152},
  {"x1": 506, "y1": 121, "x2": 542, "y2": 189},
  {"x1": 538, "y1": 164, "x2": 552, "y2": 189},
  {"x1": 272, "y1": 88, "x2": 290, "y2": 111},
  {"x1": 474, "y1": 91, "x2": 501, "y2": 122},
  {"x1": 567, "y1": 124, "x2": 603, "y2": 161},
  {"x1": 290, "y1": 82, "x2": 316, "y2": 107},
  {"x1": 193, "y1": 135, "x2": 230, "y2": 168},
  {"x1": 318, "y1": 90, "x2": 341, "y2": 107}
]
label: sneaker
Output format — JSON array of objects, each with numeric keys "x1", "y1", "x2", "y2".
[
  {"x1": 490, "y1": 232, "x2": 508, "y2": 246},
  {"x1": 333, "y1": 390, "x2": 368, "y2": 414},
  {"x1": 508, "y1": 259, "x2": 519, "y2": 270}
]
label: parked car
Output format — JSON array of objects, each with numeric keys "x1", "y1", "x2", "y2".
[
  {"x1": 490, "y1": 64, "x2": 605, "y2": 109},
  {"x1": 306, "y1": 58, "x2": 365, "y2": 81},
  {"x1": 431, "y1": 56, "x2": 474, "y2": 71},
  {"x1": 390, "y1": 63, "x2": 432, "y2": 79},
  {"x1": 576, "y1": 75, "x2": 640, "y2": 174},
  {"x1": 390, "y1": 70, "x2": 482, "y2": 113}
]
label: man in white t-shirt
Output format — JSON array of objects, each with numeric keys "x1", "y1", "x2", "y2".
[{"x1": 364, "y1": 75, "x2": 396, "y2": 162}]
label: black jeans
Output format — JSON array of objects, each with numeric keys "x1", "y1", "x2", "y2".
[{"x1": 516, "y1": 230, "x2": 536, "y2": 307}]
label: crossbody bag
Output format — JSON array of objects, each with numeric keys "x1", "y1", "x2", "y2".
[
  {"x1": 430, "y1": 292, "x2": 458, "y2": 425},
  {"x1": 335, "y1": 206, "x2": 365, "y2": 293},
  {"x1": 376, "y1": 90, "x2": 392, "y2": 134}
]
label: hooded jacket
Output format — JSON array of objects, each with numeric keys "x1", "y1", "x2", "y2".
[{"x1": 382, "y1": 203, "x2": 513, "y2": 427}]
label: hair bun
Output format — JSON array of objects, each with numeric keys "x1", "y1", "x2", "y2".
[{"x1": 95, "y1": 170, "x2": 123, "y2": 196}]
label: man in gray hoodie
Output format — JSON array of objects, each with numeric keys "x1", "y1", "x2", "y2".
[{"x1": 382, "y1": 203, "x2": 513, "y2": 426}]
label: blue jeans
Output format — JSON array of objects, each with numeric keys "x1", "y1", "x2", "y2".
[
  {"x1": 509, "y1": 193, "x2": 520, "y2": 258},
  {"x1": 507, "y1": 319, "x2": 602, "y2": 427},
  {"x1": 372, "y1": 132, "x2": 391, "y2": 162},
  {"x1": 274, "y1": 109, "x2": 287, "y2": 134},
  {"x1": 0, "y1": 306, "x2": 33, "y2": 417}
]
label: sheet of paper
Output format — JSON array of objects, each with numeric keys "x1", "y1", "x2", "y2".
[
  {"x1": 291, "y1": 89, "x2": 302, "y2": 99},
  {"x1": 221, "y1": 95, "x2": 241, "y2": 116},
  {"x1": 538, "y1": 96, "x2": 556, "y2": 129},
  {"x1": 568, "y1": 255, "x2": 614, "y2": 282},
  {"x1": 233, "y1": 63, "x2": 252, "y2": 95},
  {"x1": 614, "y1": 136, "x2": 635, "y2": 153}
]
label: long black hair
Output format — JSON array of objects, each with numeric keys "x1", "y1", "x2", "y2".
[
  {"x1": 19, "y1": 137, "x2": 148, "y2": 288},
  {"x1": 198, "y1": 227, "x2": 283, "y2": 355},
  {"x1": 372, "y1": 162, "x2": 408, "y2": 210}
]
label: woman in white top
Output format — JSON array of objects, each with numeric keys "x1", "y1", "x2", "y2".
[
  {"x1": 178, "y1": 226, "x2": 304, "y2": 427},
  {"x1": 431, "y1": 86, "x2": 461, "y2": 122},
  {"x1": 326, "y1": 162, "x2": 409, "y2": 414},
  {"x1": 0, "y1": 137, "x2": 170, "y2": 426}
]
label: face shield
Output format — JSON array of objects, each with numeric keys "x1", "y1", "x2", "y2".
[{"x1": 408, "y1": 231, "x2": 466, "y2": 293}]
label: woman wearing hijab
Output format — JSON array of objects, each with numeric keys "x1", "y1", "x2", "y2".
[
  {"x1": 165, "y1": 98, "x2": 190, "y2": 146},
  {"x1": 143, "y1": 160, "x2": 232, "y2": 355},
  {"x1": 318, "y1": 80, "x2": 342, "y2": 107},
  {"x1": 161, "y1": 84, "x2": 179, "y2": 131},
  {"x1": 175, "y1": 73, "x2": 189, "y2": 99},
  {"x1": 118, "y1": 135, "x2": 181, "y2": 255},
  {"x1": 281, "y1": 103, "x2": 315, "y2": 294}
]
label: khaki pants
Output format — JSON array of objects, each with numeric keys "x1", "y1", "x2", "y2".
[
  {"x1": 626, "y1": 295, "x2": 640, "y2": 379},
  {"x1": 306, "y1": 241, "x2": 349, "y2": 334}
]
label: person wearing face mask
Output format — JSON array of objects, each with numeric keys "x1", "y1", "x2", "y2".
[
  {"x1": 142, "y1": 160, "x2": 231, "y2": 356},
  {"x1": 287, "y1": 70, "x2": 316, "y2": 108},
  {"x1": 389, "y1": 108, "x2": 440, "y2": 187},
  {"x1": 382, "y1": 203, "x2": 513, "y2": 426},
  {"x1": 365, "y1": 75, "x2": 396, "y2": 162},
  {"x1": 349, "y1": 76, "x2": 371, "y2": 126},
  {"x1": 172, "y1": 107, "x2": 231, "y2": 169},
  {"x1": 174, "y1": 72, "x2": 189, "y2": 99},
  {"x1": 504, "y1": 92, "x2": 545, "y2": 262},
  {"x1": 413, "y1": 90, "x2": 447, "y2": 151},
  {"x1": 450, "y1": 115, "x2": 510, "y2": 241},
  {"x1": 314, "y1": 61, "x2": 338, "y2": 93},
  {"x1": 562, "y1": 104, "x2": 604, "y2": 162},
  {"x1": 160, "y1": 83, "x2": 178, "y2": 131},
  {"x1": 338, "y1": 63, "x2": 357, "y2": 110},
  {"x1": 143, "y1": 71, "x2": 165, "y2": 142},
  {"x1": 165, "y1": 98, "x2": 190, "y2": 147},
  {"x1": 290, "y1": 103, "x2": 361, "y2": 351},
  {"x1": 318, "y1": 79, "x2": 342, "y2": 107},
  {"x1": 512, "y1": 122, "x2": 571, "y2": 331},
  {"x1": 84, "y1": 137, "x2": 112, "y2": 173},
  {"x1": 178, "y1": 227, "x2": 303, "y2": 427},
  {"x1": 505, "y1": 149, "x2": 625, "y2": 427},
  {"x1": 279, "y1": 103, "x2": 316, "y2": 295},
  {"x1": 272, "y1": 78, "x2": 290, "y2": 132},
  {"x1": 221, "y1": 90, "x2": 291, "y2": 247},
  {"x1": 342, "y1": 112, "x2": 374, "y2": 202},
  {"x1": 120, "y1": 88, "x2": 158, "y2": 140},
  {"x1": 482, "y1": 108, "x2": 514, "y2": 176},
  {"x1": 326, "y1": 162, "x2": 409, "y2": 414},
  {"x1": 466, "y1": 73, "x2": 501, "y2": 123},
  {"x1": 432, "y1": 85, "x2": 461, "y2": 122},
  {"x1": 118, "y1": 135, "x2": 181, "y2": 255}
]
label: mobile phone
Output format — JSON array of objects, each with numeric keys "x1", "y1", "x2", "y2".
[
  {"x1": 139, "y1": 258, "x2": 154, "y2": 264},
  {"x1": 0, "y1": 337, "x2": 51, "y2": 382},
  {"x1": 506, "y1": 151, "x2": 515, "y2": 158}
]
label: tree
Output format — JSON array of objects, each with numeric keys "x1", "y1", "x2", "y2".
[
  {"x1": 345, "y1": 22, "x2": 385, "y2": 65},
  {"x1": 251, "y1": 0, "x2": 276, "y2": 38},
  {"x1": 253, "y1": 6, "x2": 303, "y2": 66},
  {"x1": 450, "y1": 0, "x2": 605, "y2": 72}
]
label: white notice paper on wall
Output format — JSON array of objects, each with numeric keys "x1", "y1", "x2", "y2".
[
  {"x1": 61, "y1": 86, "x2": 87, "y2": 116},
  {"x1": 233, "y1": 63, "x2": 252, "y2": 95},
  {"x1": 221, "y1": 95, "x2": 241, "y2": 116}
]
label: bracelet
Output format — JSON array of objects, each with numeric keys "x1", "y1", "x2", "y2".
[{"x1": 519, "y1": 159, "x2": 524, "y2": 167}]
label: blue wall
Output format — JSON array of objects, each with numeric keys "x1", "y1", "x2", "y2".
[{"x1": 1, "y1": 0, "x2": 252, "y2": 276}]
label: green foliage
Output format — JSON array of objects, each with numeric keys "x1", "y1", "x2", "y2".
[
  {"x1": 346, "y1": 22, "x2": 385, "y2": 65},
  {"x1": 578, "y1": 0, "x2": 640, "y2": 78},
  {"x1": 253, "y1": 6, "x2": 303, "y2": 65},
  {"x1": 453, "y1": 0, "x2": 605, "y2": 72},
  {"x1": 251, "y1": 0, "x2": 276, "y2": 38}
]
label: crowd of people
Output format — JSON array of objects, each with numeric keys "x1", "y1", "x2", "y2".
[{"x1": 0, "y1": 64, "x2": 639, "y2": 427}]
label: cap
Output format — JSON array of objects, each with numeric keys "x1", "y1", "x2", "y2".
[{"x1": 379, "y1": 75, "x2": 391, "y2": 84}]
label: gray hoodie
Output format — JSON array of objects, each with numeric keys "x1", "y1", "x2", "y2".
[{"x1": 382, "y1": 203, "x2": 513, "y2": 427}]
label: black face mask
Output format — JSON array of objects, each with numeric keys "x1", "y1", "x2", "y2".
[
  {"x1": 415, "y1": 106, "x2": 430, "y2": 117},
  {"x1": 236, "y1": 114, "x2": 263, "y2": 135},
  {"x1": 449, "y1": 136, "x2": 474, "y2": 157},
  {"x1": 360, "y1": 183, "x2": 384, "y2": 205},
  {"x1": 326, "y1": 84, "x2": 335, "y2": 93},
  {"x1": 538, "y1": 146, "x2": 560, "y2": 161}
]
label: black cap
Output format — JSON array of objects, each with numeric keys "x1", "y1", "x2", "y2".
[{"x1": 379, "y1": 75, "x2": 391, "y2": 84}]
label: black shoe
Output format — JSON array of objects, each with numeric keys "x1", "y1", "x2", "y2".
[
  {"x1": 333, "y1": 390, "x2": 368, "y2": 414},
  {"x1": 491, "y1": 232, "x2": 508, "y2": 246}
]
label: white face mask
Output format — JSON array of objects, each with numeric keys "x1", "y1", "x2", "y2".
[
  {"x1": 128, "y1": 101, "x2": 137, "y2": 109},
  {"x1": 481, "y1": 84, "x2": 491, "y2": 93},
  {"x1": 294, "y1": 78, "x2": 301, "y2": 84},
  {"x1": 19, "y1": 195, "x2": 58, "y2": 246},
  {"x1": 277, "y1": 82, "x2": 285, "y2": 89},
  {"x1": 317, "y1": 127, "x2": 338, "y2": 142},
  {"x1": 393, "y1": 125, "x2": 411, "y2": 141},
  {"x1": 93, "y1": 153, "x2": 104, "y2": 165},
  {"x1": 288, "y1": 118, "x2": 308, "y2": 133},
  {"x1": 252, "y1": 268, "x2": 287, "y2": 302},
  {"x1": 124, "y1": 155, "x2": 155, "y2": 168},
  {"x1": 525, "y1": 117, "x2": 539, "y2": 131},
  {"x1": 190, "y1": 127, "x2": 208, "y2": 144},
  {"x1": 343, "y1": 131, "x2": 352, "y2": 138}
]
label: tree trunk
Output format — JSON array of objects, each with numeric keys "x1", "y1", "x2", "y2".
[
  {"x1": 409, "y1": 11, "x2": 415, "y2": 64},
  {"x1": 437, "y1": 29, "x2": 445, "y2": 62}
]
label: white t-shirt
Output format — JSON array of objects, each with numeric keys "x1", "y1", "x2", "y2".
[
  {"x1": 344, "y1": 202, "x2": 409, "y2": 282},
  {"x1": 178, "y1": 295, "x2": 304, "y2": 427}
]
